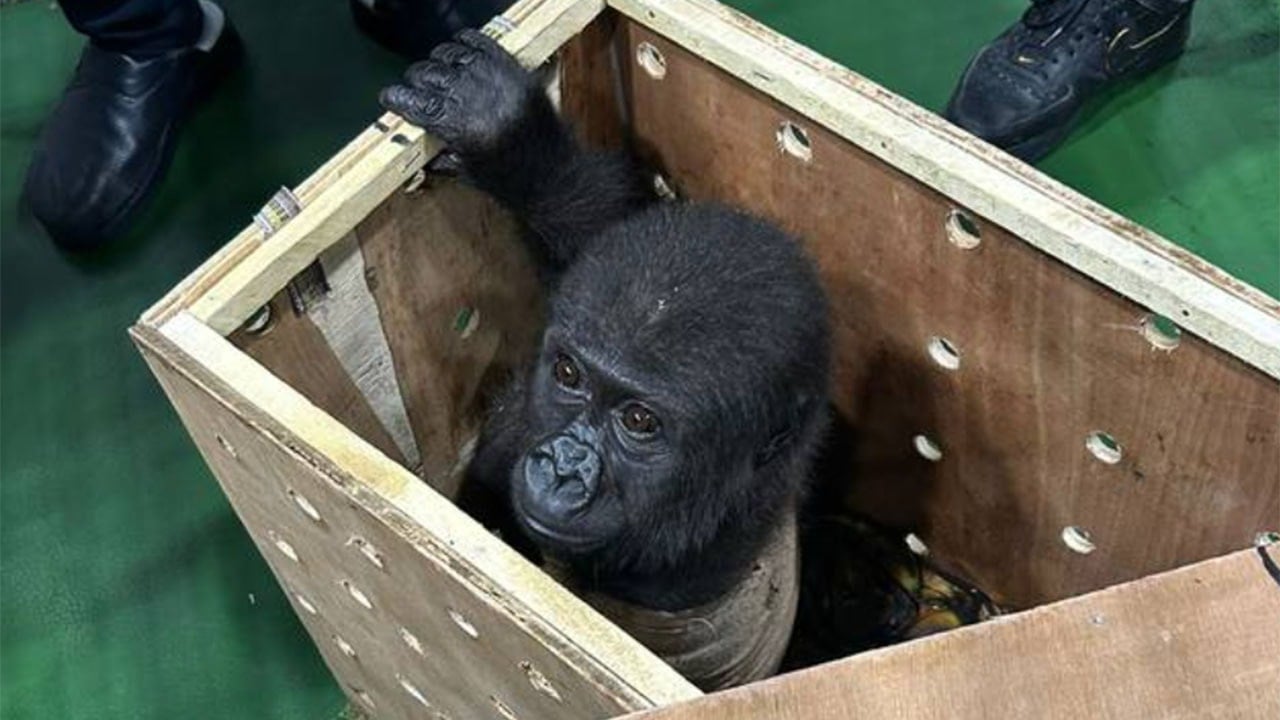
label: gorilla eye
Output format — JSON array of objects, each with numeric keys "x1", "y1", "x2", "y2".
[
  {"x1": 620, "y1": 403, "x2": 660, "y2": 435},
  {"x1": 552, "y1": 354, "x2": 582, "y2": 389}
]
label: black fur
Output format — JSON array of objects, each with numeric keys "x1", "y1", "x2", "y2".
[{"x1": 382, "y1": 31, "x2": 831, "y2": 611}]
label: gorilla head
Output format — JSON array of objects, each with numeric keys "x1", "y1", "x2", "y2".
[{"x1": 507, "y1": 203, "x2": 830, "y2": 604}]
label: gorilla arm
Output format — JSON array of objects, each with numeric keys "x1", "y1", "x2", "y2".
[{"x1": 380, "y1": 30, "x2": 654, "y2": 275}]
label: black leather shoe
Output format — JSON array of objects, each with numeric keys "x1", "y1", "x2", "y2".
[
  {"x1": 350, "y1": 0, "x2": 512, "y2": 59},
  {"x1": 22, "y1": 21, "x2": 241, "y2": 251},
  {"x1": 945, "y1": 0, "x2": 1193, "y2": 162}
]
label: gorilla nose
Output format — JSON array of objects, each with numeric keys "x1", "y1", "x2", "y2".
[{"x1": 549, "y1": 435, "x2": 601, "y2": 495}]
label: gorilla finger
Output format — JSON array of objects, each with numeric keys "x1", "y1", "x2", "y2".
[
  {"x1": 404, "y1": 61, "x2": 454, "y2": 92},
  {"x1": 457, "y1": 28, "x2": 508, "y2": 56},
  {"x1": 429, "y1": 41, "x2": 478, "y2": 66},
  {"x1": 379, "y1": 85, "x2": 445, "y2": 126}
]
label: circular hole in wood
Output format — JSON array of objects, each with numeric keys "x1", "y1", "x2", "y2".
[
  {"x1": 403, "y1": 168, "x2": 427, "y2": 194},
  {"x1": 332, "y1": 634, "x2": 357, "y2": 659},
  {"x1": 636, "y1": 41, "x2": 667, "y2": 79},
  {"x1": 926, "y1": 336, "x2": 962, "y2": 370},
  {"x1": 904, "y1": 533, "x2": 929, "y2": 556},
  {"x1": 242, "y1": 303, "x2": 274, "y2": 335},
  {"x1": 945, "y1": 209, "x2": 982, "y2": 250},
  {"x1": 350, "y1": 686, "x2": 375, "y2": 710},
  {"x1": 1140, "y1": 313, "x2": 1182, "y2": 351},
  {"x1": 268, "y1": 530, "x2": 300, "y2": 563},
  {"x1": 447, "y1": 607, "x2": 479, "y2": 639},
  {"x1": 491, "y1": 696, "x2": 520, "y2": 720},
  {"x1": 519, "y1": 661, "x2": 563, "y2": 702},
  {"x1": 1061, "y1": 525, "x2": 1096, "y2": 554},
  {"x1": 286, "y1": 488, "x2": 323, "y2": 522},
  {"x1": 1085, "y1": 431, "x2": 1122, "y2": 464},
  {"x1": 399, "y1": 626, "x2": 426, "y2": 655},
  {"x1": 776, "y1": 121, "x2": 813, "y2": 162},
  {"x1": 1255, "y1": 531, "x2": 1280, "y2": 547},
  {"x1": 341, "y1": 579, "x2": 374, "y2": 610},
  {"x1": 347, "y1": 536, "x2": 385, "y2": 570},
  {"x1": 912, "y1": 434, "x2": 943, "y2": 462},
  {"x1": 215, "y1": 434, "x2": 238, "y2": 458},
  {"x1": 453, "y1": 306, "x2": 481, "y2": 340},
  {"x1": 294, "y1": 592, "x2": 319, "y2": 615},
  {"x1": 397, "y1": 674, "x2": 431, "y2": 707}
]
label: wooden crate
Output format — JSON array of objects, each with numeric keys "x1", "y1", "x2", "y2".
[{"x1": 131, "y1": 0, "x2": 1280, "y2": 717}]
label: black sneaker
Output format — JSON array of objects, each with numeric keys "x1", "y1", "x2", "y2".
[
  {"x1": 22, "y1": 19, "x2": 241, "y2": 250},
  {"x1": 945, "y1": 0, "x2": 1193, "y2": 162}
]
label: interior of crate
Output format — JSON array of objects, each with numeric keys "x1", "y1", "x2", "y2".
[{"x1": 228, "y1": 9, "x2": 1279, "y2": 624}]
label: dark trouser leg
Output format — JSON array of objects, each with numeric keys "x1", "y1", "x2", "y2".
[{"x1": 58, "y1": 0, "x2": 204, "y2": 57}]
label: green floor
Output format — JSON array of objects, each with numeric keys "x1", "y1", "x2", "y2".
[{"x1": 1, "y1": 1, "x2": 1276, "y2": 718}]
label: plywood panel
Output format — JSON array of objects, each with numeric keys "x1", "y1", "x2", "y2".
[
  {"x1": 135, "y1": 324, "x2": 681, "y2": 720},
  {"x1": 559, "y1": 21, "x2": 1280, "y2": 608},
  {"x1": 355, "y1": 180, "x2": 544, "y2": 497},
  {"x1": 229, "y1": 292, "x2": 407, "y2": 466},
  {"x1": 625, "y1": 546, "x2": 1280, "y2": 720}
]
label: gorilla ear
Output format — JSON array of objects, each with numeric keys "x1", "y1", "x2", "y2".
[{"x1": 753, "y1": 394, "x2": 816, "y2": 468}]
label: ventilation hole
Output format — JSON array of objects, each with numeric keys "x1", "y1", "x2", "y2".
[
  {"x1": 1085, "y1": 431, "x2": 1122, "y2": 464},
  {"x1": 286, "y1": 488, "x2": 323, "y2": 522},
  {"x1": 399, "y1": 626, "x2": 426, "y2": 655},
  {"x1": 912, "y1": 434, "x2": 943, "y2": 462},
  {"x1": 267, "y1": 530, "x2": 299, "y2": 563},
  {"x1": 1255, "y1": 531, "x2": 1280, "y2": 547},
  {"x1": 927, "y1": 336, "x2": 962, "y2": 370},
  {"x1": 341, "y1": 580, "x2": 373, "y2": 610},
  {"x1": 448, "y1": 608, "x2": 479, "y2": 638},
  {"x1": 332, "y1": 634, "x2": 357, "y2": 659},
  {"x1": 1061, "y1": 525, "x2": 1096, "y2": 554},
  {"x1": 636, "y1": 41, "x2": 666, "y2": 79},
  {"x1": 776, "y1": 121, "x2": 812, "y2": 162},
  {"x1": 904, "y1": 533, "x2": 929, "y2": 556},
  {"x1": 1140, "y1": 314, "x2": 1182, "y2": 351},
  {"x1": 294, "y1": 593, "x2": 318, "y2": 615},
  {"x1": 397, "y1": 675, "x2": 431, "y2": 707},
  {"x1": 347, "y1": 536, "x2": 385, "y2": 570},
  {"x1": 242, "y1": 303, "x2": 274, "y2": 335},
  {"x1": 215, "y1": 434, "x2": 238, "y2": 458},
  {"x1": 519, "y1": 661, "x2": 563, "y2": 702},
  {"x1": 452, "y1": 306, "x2": 481, "y2": 340},
  {"x1": 403, "y1": 168, "x2": 427, "y2": 194},
  {"x1": 945, "y1": 209, "x2": 982, "y2": 250},
  {"x1": 491, "y1": 696, "x2": 520, "y2": 720},
  {"x1": 653, "y1": 173, "x2": 678, "y2": 201},
  {"x1": 350, "y1": 686, "x2": 375, "y2": 710}
]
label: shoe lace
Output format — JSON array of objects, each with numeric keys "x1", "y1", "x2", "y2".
[{"x1": 1015, "y1": 0, "x2": 1120, "y2": 79}]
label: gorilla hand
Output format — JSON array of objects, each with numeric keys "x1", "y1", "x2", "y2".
[{"x1": 379, "y1": 29, "x2": 537, "y2": 156}]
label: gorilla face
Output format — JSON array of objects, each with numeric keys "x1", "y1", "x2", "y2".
[{"x1": 511, "y1": 333, "x2": 680, "y2": 557}]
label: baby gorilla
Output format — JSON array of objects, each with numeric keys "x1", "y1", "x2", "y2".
[{"x1": 382, "y1": 30, "x2": 830, "y2": 688}]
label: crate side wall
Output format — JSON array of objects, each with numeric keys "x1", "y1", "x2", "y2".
[{"x1": 557, "y1": 16, "x2": 1280, "y2": 610}]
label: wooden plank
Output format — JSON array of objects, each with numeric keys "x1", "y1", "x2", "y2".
[
  {"x1": 171, "y1": 0, "x2": 606, "y2": 337},
  {"x1": 228, "y1": 290, "x2": 407, "y2": 467},
  {"x1": 609, "y1": 0, "x2": 1280, "y2": 381},
  {"x1": 625, "y1": 546, "x2": 1280, "y2": 720},
  {"x1": 580, "y1": 20, "x2": 1280, "y2": 610},
  {"x1": 310, "y1": 232, "x2": 422, "y2": 470},
  {"x1": 136, "y1": 313, "x2": 700, "y2": 714},
  {"x1": 354, "y1": 180, "x2": 543, "y2": 497}
]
